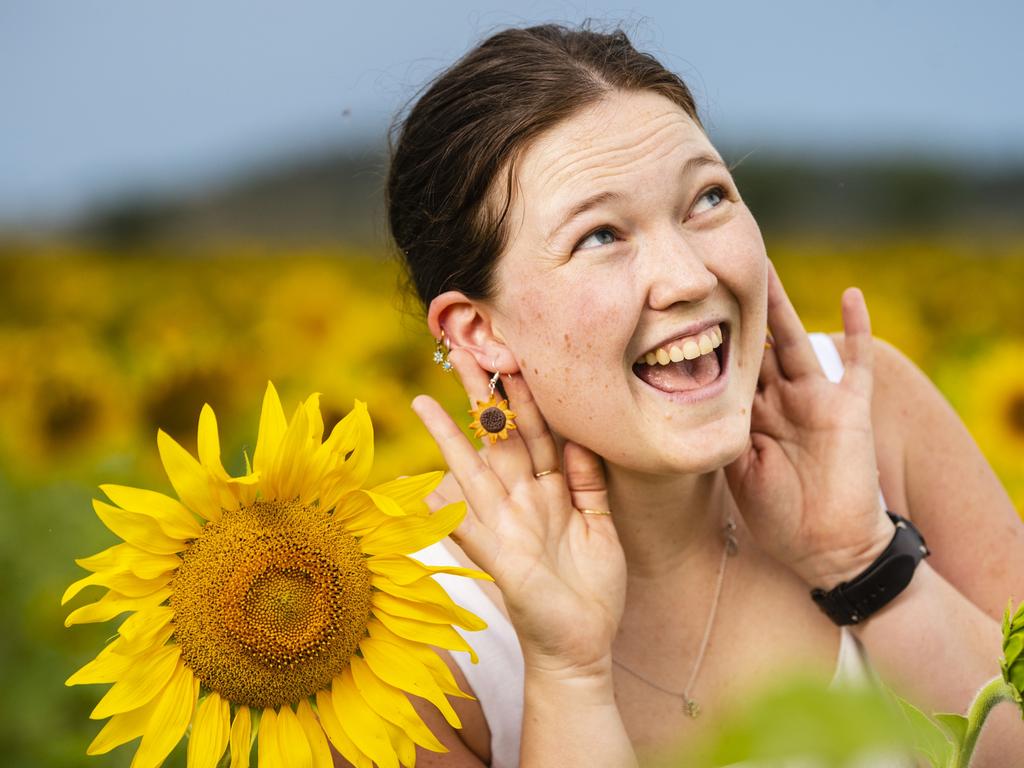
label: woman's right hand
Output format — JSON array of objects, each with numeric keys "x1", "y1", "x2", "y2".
[{"x1": 411, "y1": 348, "x2": 627, "y2": 679}]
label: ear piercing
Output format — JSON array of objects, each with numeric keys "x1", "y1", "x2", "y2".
[{"x1": 433, "y1": 329, "x2": 453, "y2": 372}]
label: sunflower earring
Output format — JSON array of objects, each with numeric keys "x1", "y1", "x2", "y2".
[
  {"x1": 468, "y1": 363, "x2": 517, "y2": 444},
  {"x1": 433, "y1": 329, "x2": 453, "y2": 372}
]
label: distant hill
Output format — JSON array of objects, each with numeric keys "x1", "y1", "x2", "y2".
[
  {"x1": 67, "y1": 144, "x2": 1024, "y2": 250},
  {"x1": 73, "y1": 147, "x2": 392, "y2": 250}
]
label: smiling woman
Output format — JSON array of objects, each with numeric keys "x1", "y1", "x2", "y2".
[{"x1": 381, "y1": 22, "x2": 1024, "y2": 768}]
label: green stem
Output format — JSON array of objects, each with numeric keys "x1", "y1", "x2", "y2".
[{"x1": 954, "y1": 676, "x2": 1016, "y2": 768}]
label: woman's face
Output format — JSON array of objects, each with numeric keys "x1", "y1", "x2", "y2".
[{"x1": 487, "y1": 89, "x2": 768, "y2": 475}]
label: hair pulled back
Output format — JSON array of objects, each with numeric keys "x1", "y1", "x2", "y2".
[{"x1": 386, "y1": 23, "x2": 702, "y2": 310}]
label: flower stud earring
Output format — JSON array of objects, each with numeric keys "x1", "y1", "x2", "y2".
[
  {"x1": 433, "y1": 329, "x2": 453, "y2": 372},
  {"x1": 468, "y1": 362, "x2": 517, "y2": 444}
]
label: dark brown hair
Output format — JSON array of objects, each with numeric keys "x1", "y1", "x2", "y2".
[{"x1": 386, "y1": 22, "x2": 702, "y2": 310}]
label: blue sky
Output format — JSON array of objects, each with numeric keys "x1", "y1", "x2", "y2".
[{"x1": 3, "y1": 0, "x2": 1023, "y2": 224}]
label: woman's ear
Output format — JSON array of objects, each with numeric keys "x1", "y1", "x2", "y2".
[{"x1": 427, "y1": 291, "x2": 520, "y2": 374}]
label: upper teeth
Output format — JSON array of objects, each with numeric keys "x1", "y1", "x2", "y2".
[{"x1": 638, "y1": 325, "x2": 723, "y2": 366}]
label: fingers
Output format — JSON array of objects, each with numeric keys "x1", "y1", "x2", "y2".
[
  {"x1": 502, "y1": 371, "x2": 561, "y2": 479},
  {"x1": 766, "y1": 260, "x2": 822, "y2": 380},
  {"x1": 410, "y1": 394, "x2": 507, "y2": 527},
  {"x1": 447, "y1": 348, "x2": 534, "y2": 479},
  {"x1": 563, "y1": 441, "x2": 612, "y2": 518},
  {"x1": 839, "y1": 287, "x2": 874, "y2": 399}
]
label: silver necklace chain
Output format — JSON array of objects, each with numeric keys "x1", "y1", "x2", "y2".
[{"x1": 612, "y1": 517, "x2": 738, "y2": 718}]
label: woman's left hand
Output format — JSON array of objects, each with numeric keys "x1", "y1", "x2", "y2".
[{"x1": 724, "y1": 261, "x2": 895, "y2": 590}]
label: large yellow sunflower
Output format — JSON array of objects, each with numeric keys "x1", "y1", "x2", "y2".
[{"x1": 64, "y1": 382, "x2": 491, "y2": 767}]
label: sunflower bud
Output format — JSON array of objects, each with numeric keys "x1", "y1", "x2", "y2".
[{"x1": 1001, "y1": 599, "x2": 1024, "y2": 715}]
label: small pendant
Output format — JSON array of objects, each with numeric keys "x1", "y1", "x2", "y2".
[
  {"x1": 724, "y1": 518, "x2": 739, "y2": 556},
  {"x1": 683, "y1": 697, "x2": 701, "y2": 718}
]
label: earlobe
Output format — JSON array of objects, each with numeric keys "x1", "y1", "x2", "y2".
[{"x1": 427, "y1": 291, "x2": 520, "y2": 374}]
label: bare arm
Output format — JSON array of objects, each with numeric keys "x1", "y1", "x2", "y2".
[
  {"x1": 842, "y1": 335, "x2": 1024, "y2": 766},
  {"x1": 727, "y1": 265, "x2": 1024, "y2": 765},
  {"x1": 854, "y1": 333, "x2": 1024, "y2": 620}
]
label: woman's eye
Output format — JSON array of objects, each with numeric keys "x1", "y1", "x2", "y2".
[
  {"x1": 575, "y1": 227, "x2": 617, "y2": 251},
  {"x1": 690, "y1": 185, "x2": 726, "y2": 217}
]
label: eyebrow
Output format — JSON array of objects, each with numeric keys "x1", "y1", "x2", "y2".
[{"x1": 547, "y1": 153, "x2": 728, "y2": 241}]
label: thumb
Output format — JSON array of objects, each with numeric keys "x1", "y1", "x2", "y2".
[{"x1": 563, "y1": 441, "x2": 611, "y2": 516}]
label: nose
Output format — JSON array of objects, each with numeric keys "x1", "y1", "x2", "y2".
[{"x1": 642, "y1": 230, "x2": 718, "y2": 311}]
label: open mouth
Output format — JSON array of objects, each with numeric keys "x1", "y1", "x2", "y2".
[{"x1": 631, "y1": 322, "x2": 729, "y2": 394}]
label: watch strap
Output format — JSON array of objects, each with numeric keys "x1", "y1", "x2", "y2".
[{"x1": 810, "y1": 511, "x2": 930, "y2": 626}]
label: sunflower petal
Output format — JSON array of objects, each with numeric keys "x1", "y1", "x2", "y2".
[
  {"x1": 86, "y1": 692, "x2": 160, "y2": 755},
  {"x1": 93, "y1": 500, "x2": 187, "y2": 555},
  {"x1": 315, "y1": 689, "x2": 373, "y2": 768},
  {"x1": 304, "y1": 392, "x2": 325, "y2": 443},
  {"x1": 75, "y1": 543, "x2": 180, "y2": 579},
  {"x1": 331, "y1": 670, "x2": 399, "y2": 768},
  {"x1": 196, "y1": 404, "x2": 227, "y2": 478},
  {"x1": 349, "y1": 655, "x2": 447, "y2": 753},
  {"x1": 65, "y1": 587, "x2": 172, "y2": 628},
  {"x1": 275, "y1": 705, "x2": 313, "y2": 768},
  {"x1": 91, "y1": 644, "x2": 181, "y2": 720},
  {"x1": 67, "y1": 640, "x2": 136, "y2": 686},
  {"x1": 257, "y1": 709, "x2": 283, "y2": 768},
  {"x1": 368, "y1": 622, "x2": 472, "y2": 699},
  {"x1": 359, "y1": 637, "x2": 462, "y2": 728},
  {"x1": 373, "y1": 610, "x2": 480, "y2": 664},
  {"x1": 158, "y1": 429, "x2": 224, "y2": 522},
  {"x1": 318, "y1": 401, "x2": 373, "y2": 509},
  {"x1": 253, "y1": 382, "x2": 287, "y2": 476},
  {"x1": 333, "y1": 492, "x2": 394, "y2": 535},
  {"x1": 359, "y1": 502, "x2": 466, "y2": 555},
  {"x1": 371, "y1": 575, "x2": 487, "y2": 629},
  {"x1": 130, "y1": 658, "x2": 199, "y2": 768},
  {"x1": 381, "y1": 718, "x2": 417, "y2": 768},
  {"x1": 370, "y1": 471, "x2": 445, "y2": 514},
  {"x1": 362, "y1": 489, "x2": 412, "y2": 518},
  {"x1": 187, "y1": 691, "x2": 230, "y2": 768},
  {"x1": 367, "y1": 553, "x2": 493, "y2": 585},
  {"x1": 62, "y1": 570, "x2": 171, "y2": 606},
  {"x1": 229, "y1": 705, "x2": 252, "y2": 768},
  {"x1": 272, "y1": 400, "x2": 313, "y2": 501},
  {"x1": 373, "y1": 591, "x2": 485, "y2": 631},
  {"x1": 116, "y1": 607, "x2": 174, "y2": 647},
  {"x1": 295, "y1": 699, "x2": 334, "y2": 768},
  {"x1": 100, "y1": 484, "x2": 203, "y2": 540}
]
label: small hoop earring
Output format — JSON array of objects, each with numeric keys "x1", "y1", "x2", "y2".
[{"x1": 433, "y1": 329, "x2": 453, "y2": 372}]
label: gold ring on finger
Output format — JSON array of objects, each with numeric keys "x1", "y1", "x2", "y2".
[
  {"x1": 533, "y1": 469, "x2": 557, "y2": 478},
  {"x1": 580, "y1": 508, "x2": 611, "y2": 516}
]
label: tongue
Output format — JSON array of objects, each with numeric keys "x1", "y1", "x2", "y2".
[{"x1": 635, "y1": 353, "x2": 721, "y2": 392}]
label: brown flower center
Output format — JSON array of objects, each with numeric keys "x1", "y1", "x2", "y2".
[
  {"x1": 479, "y1": 406, "x2": 507, "y2": 434},
  {"x1": 1006, "y1": 391, "x2": 1024, "y2": 437},
  {"x1": 171, "y1": 499, "x2": 372, "y2": 709}
]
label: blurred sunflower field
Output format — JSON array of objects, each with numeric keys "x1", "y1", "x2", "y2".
[{"x1": 1, "y1": 237, "x2": 1022, "y2": 765}]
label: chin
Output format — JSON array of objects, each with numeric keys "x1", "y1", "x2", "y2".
[{"x1": 608, "y1": 410, "x2": 752, "y2": 477}]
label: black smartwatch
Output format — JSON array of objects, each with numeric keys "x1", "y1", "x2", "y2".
[{"x1": 810, "y1": 511, "x2": 930, "y2": 626}]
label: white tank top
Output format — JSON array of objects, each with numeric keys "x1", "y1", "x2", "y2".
[{"x1": 413, "y1": 333, "x2": 905, "y2": 767}]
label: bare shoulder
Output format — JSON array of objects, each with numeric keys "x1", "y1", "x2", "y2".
[
  {"x1": 828, "y1": 332, "x2": 1024, "y2": 620},
  {"x1": 331, "y1": 647, "x2": 492, "y2": 767}
]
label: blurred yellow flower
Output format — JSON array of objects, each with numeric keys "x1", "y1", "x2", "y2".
[
  {"x1": 942, "y1": 340, "x2": 1024, "y2": 511},
  {"x1": 65, "y1": 383, "x2": 491, "y2": 767}
]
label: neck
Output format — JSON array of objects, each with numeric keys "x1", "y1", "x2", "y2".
[{"x1": 604, "y1": 462, "x2": 735, "y2": 580}]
